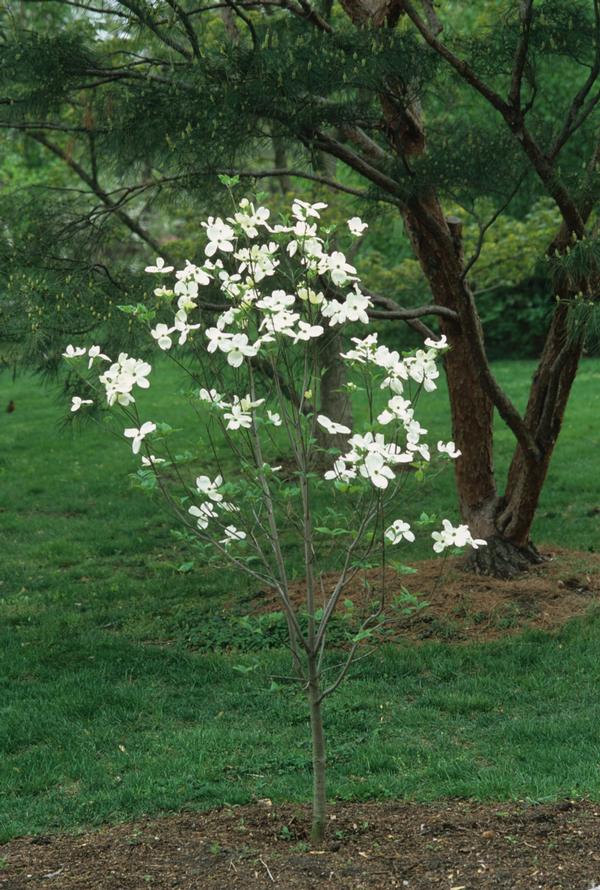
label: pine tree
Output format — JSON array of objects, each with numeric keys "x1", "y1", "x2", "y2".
[{"x1": 1, "y1": 0, "x2": 598, "y2": 576}]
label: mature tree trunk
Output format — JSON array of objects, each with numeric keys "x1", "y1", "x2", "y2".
[
  {"x1": 342, "y1": 0, "x2": 593, "y2": 577},
  {"x1": 403, "y1": 195, "x2": 588, "y2": 576}
]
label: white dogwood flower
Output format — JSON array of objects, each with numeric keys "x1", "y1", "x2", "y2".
[
  {"x1": 145, "y1": 257, "x2": 174, "y2": 274},
  {"x1": 291, "y1": 199, "x2": 327, "y2": 220},
  {"x1": 219, "y1": 525, "x2": 247, "y2": 546},
  {"x1": 432, "y1": 520, "x2": 486, "y2": 553},
  {"x1": 199, "y1": 388, "x2": 228, "y2": 409},
  {"x1": 203, "y1": 217, "x2": 235, "y2": 257},
  {"x1": 347, "y1": 216, "x2": 368, "y2": 236},
  {"x1": 424, "y1": 334, "x2": 448, "y2": 350},
  {"x1": 316, "y1": 415, "x2": 351, "y2": 436},
  {"x1": 385, "y1": 520, "x2": 415, "y2": 544},
  {"x1": 324, "y1": 459, "x2": 357, "y2": 483},
  {"x1": 87, "y1": 345, "x2": 110, "y2": 368},
  {"x1": 223, "y1": 333, "x2": 259, "y2": 368},
  {"x1": 63, "y1": 345, "x2": 86, "y2": 358},
  {"x1": 151, "y1": 324, "x2": 174, "y2": 351},
  {"x1": 124, "y1": 421, "x2": 156, "y2": 454},
  {"x1": 188, "y1": 502, "x2": 218, "y2": 530},
  {"x1": 223, "y1": 404, "x2": 252, "y2": 430},
  {"x1": 360, "y1": 451, "x2": 395, "y2": 489},
  {"x1": 437, "y1": 440, "x2": 462, "y2": 459},
  {"x1": 195, "y1": 474, "x2": 223, "y2": 502},
  {"x1": 71, "y1": 396, "x2": 93, "y2": 412},
  {"x1": 322, "y1": 251, "x2": 357, "y2": 286},
  {"x1": 206, "y1": 327, "x2": 233, "y2": 354},
  {"x1": 292, "y1": 321, "x2": 324, "y2": 343}
]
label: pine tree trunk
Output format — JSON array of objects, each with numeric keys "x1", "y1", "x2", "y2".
[{"x1": 401, "y1": 198, "x2": 500, "y2": 526}]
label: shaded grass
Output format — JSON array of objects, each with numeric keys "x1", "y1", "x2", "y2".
[{"x1": 0, "y1": 360, "x2": 599, "y2": 841}]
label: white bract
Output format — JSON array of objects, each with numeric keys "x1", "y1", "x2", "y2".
[
  {"x1": 220, "y1": 525, "x2": 247, "y2": 546},
  {"x1": 316, "y1": 414, "x2": 351, "y2": 436},
  {"x1": 88, "y1": 345, "x2": 110, "y2": 368},
  {"x1": 385, "y1": 520, "x2": 415, "y2": 544},
  {"x1": 124, "y1": 421, "x2": 156, "y2": 454},
  {"x1": 63, "y1": 345, "x2": 87, "y2": 358},
  {"x1": 203, "y1": 217, "x2": 235, "y2": 256},
  {"x1": 196, "y1": 474, "x2": 223, "y2": 502},
  {"x1": 438, "y1": 440, "x2": 462, "y2": 459},
  {"x1": 145, "y1": 257, "x2": 174, "y2": 274},
  {"x1": 151, "y1": 323, "x2": 174, "y2": 350},
  {"x1": 348, "y1": 217, "x2": 368, "y2": 236},
  {"x1": 432, "y1": 520, "x2": 487, "y2": 553},
  {"x1": 71, "y1": 396, "x2": 93, "y2": 412}
]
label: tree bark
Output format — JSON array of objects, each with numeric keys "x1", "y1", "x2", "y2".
[
  {"x1": 316, "y1": 330, "x2": 353, "y2": 453},
  {"x1": 362, "y1": 22, "x2": 593, "y2": 577},
  {"x1": 400, "y1": 197, "x2": 499, "y2": 534},
  {"x1": 308, "y1": 662, "x2": 327, "y2": 846}
]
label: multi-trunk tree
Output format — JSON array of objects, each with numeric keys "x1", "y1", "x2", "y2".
[{"x1": 1, "y1": 0, "x2": 598, "y2": 576}]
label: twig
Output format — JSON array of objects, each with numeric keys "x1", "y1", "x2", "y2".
[{"x1": 259, "y1": 858, "x2": 275, "y2": 882}]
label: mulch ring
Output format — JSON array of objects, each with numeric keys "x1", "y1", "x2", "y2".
[
  {"x1": 247, "y1": 547, "x2": 600, "y2": 643},
  {"x1": 4, "y1": 799, "x2": 600, "y2": 889}
]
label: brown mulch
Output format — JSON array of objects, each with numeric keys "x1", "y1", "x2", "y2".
[
  {"x1": 4, "y1": 799, "x2": 600, "y2": 889},
  {"x1": 249, "y1": 547, "x2": 600, "y2": 643}
]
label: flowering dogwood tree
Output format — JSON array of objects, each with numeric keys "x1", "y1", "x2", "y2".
[{"x1": 64, "y1": 191, "x2": 484, "y2": 844}]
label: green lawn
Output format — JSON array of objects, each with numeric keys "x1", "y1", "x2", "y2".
[{"x1": 0, "y1": 360, "x2": 599, "y2": 842}]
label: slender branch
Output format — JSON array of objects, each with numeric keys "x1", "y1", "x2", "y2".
[
  {"x1": 312, "y1": 131, "x2": 405, "y2": 200},
  {"x1": 461, "y1": 174, "x2": 526, "y2": 281},
  {"x1": 401, "y1": 0, "x2": 510, "y2": 117},
  {"x1": 549, "y1": 0, "x2": 600, "y2": 159},
  {"x1": 0, "y1": 122, "x2": 107, "y2": 134},
  {"x1": 401, "y1": 0, "x2": 587, "y2": 237},
  {"x1": 116, "y1": 0, "x2": 193, "y2": 59},
  {"x1": 164, "y1": 0, "x2": 203, "y2": 58},
  {"x1": 368, "y1": 300, "x2": 458, "y2": 322},
  {"x1": 509, "y1": 1, "x2": 534, "y2": 109},
  {"x1": 27, "y1": 132, "x2": 165, "y2": 257}
]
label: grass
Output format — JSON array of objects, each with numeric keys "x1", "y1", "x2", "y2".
[{"x1": 0, "y1": 359, "x2": 599, "y2": 842}]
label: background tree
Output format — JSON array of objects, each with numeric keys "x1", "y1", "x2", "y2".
[{"x1": 1, "y1": 0, "x2": 598, "y2": 575}]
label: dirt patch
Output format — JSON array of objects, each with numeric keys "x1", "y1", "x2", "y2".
[
  {"x1": 3, "y1": 799, "x2": 600, "y2": 889},
  {"x1": 248, "y1": 547, "x2": 600, "y2": 643}
]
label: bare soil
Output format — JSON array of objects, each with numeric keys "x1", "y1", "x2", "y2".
[
  {"x1": 251, "y1": 547, "x2": 600, "y2": 643},
  {"x1": 4, "y1": 799, "x2": 600, "y2": 889}
]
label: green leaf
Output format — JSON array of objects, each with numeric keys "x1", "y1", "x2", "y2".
[{"x1": 218, "y1": 174, "x2": 240, "y2": 187}]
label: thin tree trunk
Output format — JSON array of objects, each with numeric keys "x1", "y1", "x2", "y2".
[{"x1": 307, "y1": 659, "x2": 326, "y2": 846}]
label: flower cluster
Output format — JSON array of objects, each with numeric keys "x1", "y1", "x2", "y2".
[
  {"x1": 431, "y1": 520, "x2": 487, "y2": 553},
  {"x1": 64, "y1": 196, "x2": 485, "y2": 558},
  {"x1": 187, "y1": 474, "x2": 243, "y2": 544}
]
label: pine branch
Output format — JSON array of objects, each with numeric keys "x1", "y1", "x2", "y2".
[
  {"x1": 27, "y1": 132, "x2": 166, "y2": 258},
  {"x1": 401, "y1": 0, "x2": 587, "y2": 238},
  {"x1": 116, "y1": 0, "x2": 193, "y2": 59},
  {"x1": 509, "y1": 0, "x2": 535, "y2": 109},
  {"x1": 164, "y1": 0, "x2": 202, "y2": 58},
  {"x1": 312, "y1": 131, "x2": 404, "y2": 200}
]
